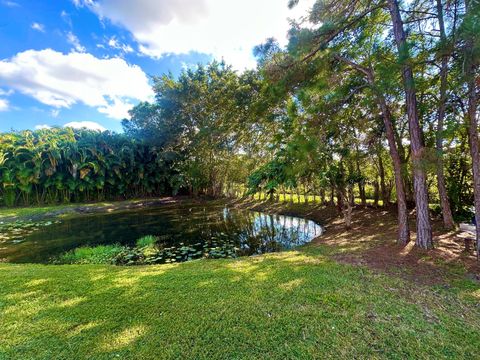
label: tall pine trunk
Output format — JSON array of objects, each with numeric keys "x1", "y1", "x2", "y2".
[
  {"x1": 377, "y1": 96, "x2": 411, "y2": 245},
  {"x1": 435, "y1": 0, "x2": 455, "y2": 229},
  {"x1": 334, "y1": 54, "x2": 410, "y2": 244},
  {"x1": 388, "y1": 0, "x2": 433, "y2": 249},
  {"x1": 464, "y1": 0, "x2": 480, "y2": 259}
]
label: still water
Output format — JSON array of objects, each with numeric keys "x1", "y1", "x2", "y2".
[{"x1": 0, "y1": 203, "x2": 323, "y2": 263}]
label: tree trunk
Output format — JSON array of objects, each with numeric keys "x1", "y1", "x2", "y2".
[
  {"x1": 334, "y1": 54, "x2": 410, "y2": 244},
  {"x1": 355, "y1": 155, "x2": 367, "y2": 206},
  {"x1": 377, "y1": 97, "x2": 411, "y2": 245},
  {"x1": 378, "y1": 148, "x2": 389, "y2": 206},
  {"x1": 336, "y1": 188, "x2": 343, "y2": 214},
  {"x1": 373, "y1": 179, "x2": 379, "y2": 207},
  {"x1": 435, "y1": 0, "x2": 455, "y2": 229},
  {"x1": 330, "y1": 183, "x2": 335, "y2": 205},
  {"x1": 464, "y1": 0, "x2": 480, "y2": 260},
  {"x1": 388, "y1": 0, "x2": 432, "y2": 248},
  {"x1": 341, "y1": 185, "x2": 354, "y2": 229}
]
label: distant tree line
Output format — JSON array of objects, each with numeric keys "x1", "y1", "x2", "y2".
[{"x1": 0, "y1": 128, "x2": 177, "y2": 205}]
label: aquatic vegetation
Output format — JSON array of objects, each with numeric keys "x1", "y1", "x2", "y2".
[
  {"x1": 2, "y1": 204, "x2": 322, "y2": 263},
  {"x1": 136, "y1": 235, "x2": 158, "y2": 248},
  {"x1": 0, "y1": 219, "x2": 61, "y2": 243},
  {"x1": 54, "y1": 245, "x2": 127, "y2": 265},
  {"x1": 54, "y1": 236, "x2": 239, "y2": 266}
]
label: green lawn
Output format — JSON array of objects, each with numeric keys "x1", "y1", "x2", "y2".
[{"x1": 1, "y1": 245, "x2": 479, "y2": 359}]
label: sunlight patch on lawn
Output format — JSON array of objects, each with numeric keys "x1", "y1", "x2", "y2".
[
  {"x1": 67, "y1": 322, "x2": 101, "y2": 337},
  {"x1": 25, "y1": 278, "x2": 49, "y2": 287},
  {"x1": 111, "y1": 267, "x2": 171, "y2": 288},
  {"x1": 101, "y1": 325, "x2": 148, "y2": 350},
  {"x1": 58, "y1": 297, "x2": 86, "y2": 308},
  {"x1": 279, "y1": 278, "x2": 305, "y2": 291}
]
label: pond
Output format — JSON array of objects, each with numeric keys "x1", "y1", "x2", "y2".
[{"x1": 0, "y1": 202, "x2": 323, "y2": 264}]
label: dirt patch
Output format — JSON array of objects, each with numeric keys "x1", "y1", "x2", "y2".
[
  {"x1": 322, "y1": 209, "x2": 479, "y2": 285},
  {"x1": 325, "y1": 209, "x2": 479, "y2": 285},
  {"x1": 233, "y1": 199, "x2": 479, "y2": 286}
]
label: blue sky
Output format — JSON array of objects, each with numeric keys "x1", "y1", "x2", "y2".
[{"x1": 0, "y1": 0, "x2": 314, "y2": 132}]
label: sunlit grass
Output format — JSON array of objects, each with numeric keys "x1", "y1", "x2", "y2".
[
  {"x1": 1, "y1": 247, "x2": 479, "y2": 359},
  {"x1": 250, "y1": 192, "x2": 384, "y2": 206}
]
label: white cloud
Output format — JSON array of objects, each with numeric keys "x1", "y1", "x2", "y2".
[
  {"x1": 64, "y1": 121, "x2": 106, "y2": 131},
  {"x1": 0, "y1": 49, "x2": 153, "y2": 119},
  {"x1": 0, "y1": 98, "x2": 9, "y2": 111},
  {"x1": 77, "y1": 0, "x2": 316, "y2": 70},
  {"x1": 35, "y1": 124, "x2": 52, "y2": 130},
  {"x1": 0, "y1": 88, "x2": 13, "y2": 96},
  {"x1": 50, "y1": 109, "x2": 60, "y2": 118},
  {"x1": 66, "y1": 32, "x2": 86, "y2": 52},
  {"x1": 107, "y1": 36, "x2": 134, "y2": 53},
  {"x1": 31, "y1": 22, "x2": 45, "y2": 32},
  {"x1": 97, "y1": 97, "x2": 134, "y2": 119}
]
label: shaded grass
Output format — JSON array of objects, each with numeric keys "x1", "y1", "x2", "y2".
[{"x1": 1, "y1": 246, "x2": 479, "y2": 359}]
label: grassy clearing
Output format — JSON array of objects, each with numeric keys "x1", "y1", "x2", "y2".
[
  {"x1": 251, "y1": 192, "x2": 384, "y2": 206},
  {"x1": 1, "y1": 245, "x2": 479, "y2": 359}
]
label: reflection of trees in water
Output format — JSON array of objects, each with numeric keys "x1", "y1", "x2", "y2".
[
  {"x1": 11, "y1": 204, "x2": 323, "y2": 263},
  {"x1": 217, "y1": 208, "x2": 323, "y2": 256}
]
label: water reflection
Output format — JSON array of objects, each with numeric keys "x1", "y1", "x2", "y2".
[{"x1": 0, "y1": 203, "x2": 323, "y2": 263}]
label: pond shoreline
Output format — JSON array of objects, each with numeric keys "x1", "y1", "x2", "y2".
[
  {"x1": 0, "y1": 196, "x2": 338, "y2": 226},
  {"x1": 1, "y1": 197, "x2": 324, "y2": 264},
  {"x1": 0, "y1": 196, "x2": 205, "y2": 222}
]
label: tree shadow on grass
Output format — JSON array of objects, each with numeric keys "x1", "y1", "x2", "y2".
[{"x1": 1, "y1": 249, "x2": 480, "y2": 359}]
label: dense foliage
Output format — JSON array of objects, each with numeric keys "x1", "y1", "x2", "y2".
[{"x1": 0, "y1": 128, "x2": 176, "y2": 206}]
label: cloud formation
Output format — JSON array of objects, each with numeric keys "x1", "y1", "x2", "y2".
[
  {"x1": 0, "y1": 49, "x2": 153, "y2": 119},
  {"x1": 64, "y1": 121, "x2": 106, "y2": 131},
  {"x1": 77, "y1": 0, "x2": 315, "y2": 70},
  {"x1": 34, "y1": 124, "x2": 51, "y2": 130},
  {"x1": 31, "y1": 22, "x2": 45, "y2": 32},
  {"x1": 66, "y1": 32, "x2": 86, "y2": 52},
  {"x1": 0, "y1": 98, "x2": 9, "y2": 111}
]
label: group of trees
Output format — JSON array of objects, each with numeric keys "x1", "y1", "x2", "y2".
[
  {"x1": 122, "y1": 0, "x2": 478, "y2": 253},
  {"x1": 270, "y1": 0, "x2": 478, "y2": 250},
  {"x1": 0, "y1": 0, "x2": 478, "y2": 254},
  {"x1": 266, "y1": 0, "x2": 477, "y2": 252},
  {"x1": 0, "y1": 128, "x2": 176, "y2": 205}
]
